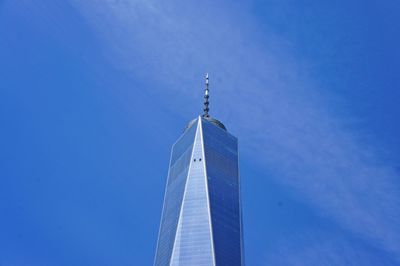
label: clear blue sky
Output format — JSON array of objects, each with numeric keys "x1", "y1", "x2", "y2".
[{"x1": 1, "y1": 1, "x2": 400, "y2": 265}]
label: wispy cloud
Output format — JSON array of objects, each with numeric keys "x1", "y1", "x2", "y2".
[
  {"x1": 262, "y1": 229, "x2": 398, "y2": 266},
  {"x1": 71, "y1": 0, "x2": 400, "y2": 262}
]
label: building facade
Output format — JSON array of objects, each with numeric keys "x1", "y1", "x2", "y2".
[{"x1": 154, "y1": 77, "x2": 244, "y2": 266}]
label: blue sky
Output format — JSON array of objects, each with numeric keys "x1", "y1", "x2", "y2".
[{"x1": 1, "y1": 0, "x2": 400, "y2": 265}]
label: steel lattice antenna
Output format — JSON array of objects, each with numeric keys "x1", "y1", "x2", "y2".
[{"x1": 203, "y1": 73, "x2": 210, "y2": 117}]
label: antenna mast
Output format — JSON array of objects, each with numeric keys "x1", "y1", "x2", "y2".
[{"x1": 203, "y1": 73, "x2": 210, "y2": 117}]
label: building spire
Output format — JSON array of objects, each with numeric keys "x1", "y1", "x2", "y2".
[{"x1": 203, "y1": 73, "x2": 210, "y2": 117}]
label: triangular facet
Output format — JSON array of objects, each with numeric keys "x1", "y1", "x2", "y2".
[{"x1": 170, "y1": 119, "x2": 215, "y2": 266}]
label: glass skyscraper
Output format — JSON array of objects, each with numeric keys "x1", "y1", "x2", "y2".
[{"x1": 154, "y1": 75, "x2": 244, "y2": 266}]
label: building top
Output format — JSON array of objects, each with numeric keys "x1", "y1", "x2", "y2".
[
  {"x1": 202, "y1": 116, "x2": 227, "y2": 131},
  {"x1": 184, "y1": 74, "x2": 227, "y2": 132},
  {"x1": 184, "y1": 116, "x2": 227, "y2": 133}
]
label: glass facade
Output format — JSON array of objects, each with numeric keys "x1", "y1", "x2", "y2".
[
  {"x1": 202, "y1": 118, "x2": 242, "y2": 266},
  {"x1": 154, "y1": 122, "x2": 197, "y2": 266},
  {"x1": 154, "y1": 117, "x2": 243, "y2": 266}
]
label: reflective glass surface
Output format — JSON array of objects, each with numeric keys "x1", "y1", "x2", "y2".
[
  {"x1": 202, "y1": 118, "x2": 243, "y2": 266},
  {"x1": 154, "y1": 121, "x2": 197, "y2": 266},
  {"x1": 155, "y1": 117, "x2": 243, "y2": 266},
  {"x1": 170, "y1": 124, "x2": 214, "y2": 265}
]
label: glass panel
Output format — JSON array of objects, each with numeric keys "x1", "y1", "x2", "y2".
[
  {"x1": 170, "y1": 124, "x2": 214, "y2": 265},
  {"x1": 202, "y1": 118, "x2": 243, "y2": 266},
  {"x1": 154, "y1": 120, "x2": 198, "y2": 266}
]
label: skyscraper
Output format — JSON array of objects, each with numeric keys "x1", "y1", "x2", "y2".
[{"x1": 154, "y1": 75, "x2": 244, "y2": 266}]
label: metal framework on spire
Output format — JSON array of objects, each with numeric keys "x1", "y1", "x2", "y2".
[{"x1": 203, "y1": 73, "x2": 210, "y2": 117}]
